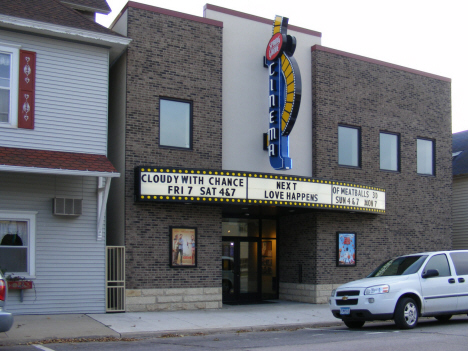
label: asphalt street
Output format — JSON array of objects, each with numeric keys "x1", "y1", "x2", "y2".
[{"x1": 2, "y1": 317, "x2": 468, "y2": 351}]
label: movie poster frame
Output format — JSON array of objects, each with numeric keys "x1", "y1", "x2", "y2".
[
  {"x1": 169, "y1": 226, "x2": 197, "y2": 268},
  {"x1": 336, "y1": 232, "x2": 356, "y2": 267}
]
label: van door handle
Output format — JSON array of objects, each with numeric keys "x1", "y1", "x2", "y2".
[
  {"x1": 448, "y1": 278, "x2": 456, "y2": 284},
  {"x1": 459, "y1": 278, "x2": 465, "y2": 283}
]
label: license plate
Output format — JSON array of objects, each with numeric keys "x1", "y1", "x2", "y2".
[{"x1": 340, "y1": 307, "x2": 351, "y2": 315}]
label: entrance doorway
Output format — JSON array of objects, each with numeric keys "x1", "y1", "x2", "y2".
[{"x1": 222, "y1": 218, "x2": 277, "y2": 303}]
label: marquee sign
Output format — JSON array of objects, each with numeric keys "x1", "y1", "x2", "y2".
[
  {"x1": 135, "y1": 167, "x2": 385, "y2": 214},
  {"x1": 264, "y1": 16, "x2": 302, "y2": 170}
]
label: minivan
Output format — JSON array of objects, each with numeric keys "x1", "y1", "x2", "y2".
[{"x1": 329, "y1": 250, "x2": 468, "y2": 329}]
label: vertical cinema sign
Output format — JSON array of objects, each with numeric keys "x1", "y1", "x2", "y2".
[{"x1": 265, "y1": 16, "x2": 302, "y2": 170}]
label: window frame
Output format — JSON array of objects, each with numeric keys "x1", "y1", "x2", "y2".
[
  {"x1": 0, "y1": 43, "x2": 20, "y2": 128},
  {"x1": 449, "y1": 252, "x2": 468, "y2": 276},
  {"x1": 158, "y1": 97, "x2": 193, "y2": 150},
  {"x1": 423, "y1": 254, "x2": 451, "y2": 277},
  {"x1": 338, "y1": 124, "x2": 361, "y2": 168},
  {"x1": 379, "y1": 131, "x2": 400, "y2": 172},
  {"x1": 0, "y1": 210, "x2": 36, "y2": 278},
  {"x1": 417, "y1": 137, "x2": 435, "y2": 176}
]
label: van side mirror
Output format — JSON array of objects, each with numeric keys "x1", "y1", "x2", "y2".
[{"x1": 422, "y1": 269, "x2": 439, "y2": 278}]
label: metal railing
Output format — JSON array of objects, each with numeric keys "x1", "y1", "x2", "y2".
[{"x1": 106, "y1": 246, "x2": 125, "y2": 312}]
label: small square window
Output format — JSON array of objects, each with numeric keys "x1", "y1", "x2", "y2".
[
  {"x1": 417, "y1": 138, "x2": 435, "y2": 175},
  {"x1": 159, "y1": 98, "x2": 192, "y2": 149},
  {"x1": 338, "y1": 125, "x2": 360, "y2": 167},
  {"x1": 380, "y1": 132, "x2": 399, "y2": 171}
]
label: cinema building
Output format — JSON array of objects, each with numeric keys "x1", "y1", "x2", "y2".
[{"x1": 107, "y1": 3, "x2": 452, "y2": 311}]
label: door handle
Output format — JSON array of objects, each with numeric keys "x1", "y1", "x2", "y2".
[
  {"x1": 448, "y1": 278, "x2": 456, "y2": 284},
  {"x1": 459, "y1": 278, "x2": 465, "y2": 283}
]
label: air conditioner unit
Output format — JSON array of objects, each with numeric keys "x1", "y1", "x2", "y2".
[{"x1": 53, "y1": 198, "x2": 82, "y2": 216}]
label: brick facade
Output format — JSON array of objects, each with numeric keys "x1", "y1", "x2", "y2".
[
  {"x1": 115, "y1": 5, "x2": 452, "y2": 308},
  {"x1": 278, "y1": 48, "x2": 451, "y2": 296},
  {"x1": 123, "y1": 7, "x2": 223, "y2": 306}
]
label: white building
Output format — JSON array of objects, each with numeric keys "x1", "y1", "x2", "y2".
[{"x1": 0, "y1": 0, "x2": 130, "y2": 314}]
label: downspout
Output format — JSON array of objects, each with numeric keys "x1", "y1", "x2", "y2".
[{"x1": 97, "y1": 176, "x2": 111, "y2": 240}]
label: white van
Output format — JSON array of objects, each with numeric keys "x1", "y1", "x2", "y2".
[{"x1": 329, "y1": 250, "x2": 468, "y2": 329}]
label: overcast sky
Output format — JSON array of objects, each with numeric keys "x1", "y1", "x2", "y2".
[{"x1": 97, "y1": 0, "x2": 467, "y2": 134}]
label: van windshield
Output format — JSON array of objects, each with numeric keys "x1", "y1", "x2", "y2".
[{"x1": 367, "y1": 255, "x2": 428, "y2": 277}]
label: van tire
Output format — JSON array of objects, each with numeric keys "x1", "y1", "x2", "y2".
[
  {"x1": 435, "y1": 315, "x2": 452, "y2": 322},
  {"x1": 343, "y1": 320, "x2": 365, "y2": 329},
  {"x1": 394, "y1": 297, "x2": 418, "y2": 329}
]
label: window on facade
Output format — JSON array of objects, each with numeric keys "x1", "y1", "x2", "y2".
[
  {"x1": 0, "y1": 211, "x2": 36, "y2": 276},
  {"x1": 0, "y1": 53, "x2": 11, "y2": 123},
  {"x1": 417, "y1": 138, "x2": 434, "y2": 175},
  {"x1": 159, "y1": 98, "x2": 192, "y2": 149},
  {"x1": 338, "y1": 125, "x2": 360, "y2": 167},
  {"x1": 380, "y1": 132, "x2": 399, "y2": 171},
  {"x1": 0, "y1": 45, "x2": 19, "y2": 126}
]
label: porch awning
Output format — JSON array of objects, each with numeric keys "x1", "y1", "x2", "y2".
[{"x1": 0, "y1": 146, "x2": 120, "y2": 177}]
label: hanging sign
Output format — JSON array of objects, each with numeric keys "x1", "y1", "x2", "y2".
[{"x1": 264, "y1": 16, "x2": 302, "y2": 170}]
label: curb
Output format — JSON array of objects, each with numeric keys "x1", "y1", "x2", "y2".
[
  {"x1": 0, "y1": 321, "x2": 343, "y2": 346},
  {"x1": 118, "y1": 321, "x2": 343, "y2": 339}
]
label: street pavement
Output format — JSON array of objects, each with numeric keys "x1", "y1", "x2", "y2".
[{"x1": 0, "y1": 301, "x2": 341, "y2": 346}]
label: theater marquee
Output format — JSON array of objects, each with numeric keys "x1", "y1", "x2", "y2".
[{"x1": 135, "y1": 167, "x2": 385, "y2": 213}]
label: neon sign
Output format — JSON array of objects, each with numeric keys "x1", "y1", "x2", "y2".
[{"x1": 264, "y1": 16, "x2": 302, "y2": 170}]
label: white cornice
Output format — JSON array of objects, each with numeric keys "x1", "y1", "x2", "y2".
[
  {"x1": 0, "y1": 14, "x2": 131, "y2": 62},
  {"x1": 60, "y1": 1, "x2": 111, "y2": 15},
  {"x1": 0, "y1": 165, "x2": 120, "y2": 178}
]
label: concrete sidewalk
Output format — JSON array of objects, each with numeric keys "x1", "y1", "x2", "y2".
[{"x1": 0, "y1": 301, "x2": 341, "y2": 346}]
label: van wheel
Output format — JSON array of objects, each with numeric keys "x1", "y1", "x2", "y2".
[
  {"x1": 343, "y1": 320, "x2": 365, "y2": 329},
  {"x1": 435, "y1": 315, "x2": 452, "y2": 322},
  {"x1": 394, "y1": 297, "x2": 418, "y2": 329}
]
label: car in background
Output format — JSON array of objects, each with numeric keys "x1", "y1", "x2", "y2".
[
  {"x1": 329, "y1": 250, "x2": 468, "y2": 329},
  {"x1": 0, "y1": 271, "x2": 13, "y2": 333}
]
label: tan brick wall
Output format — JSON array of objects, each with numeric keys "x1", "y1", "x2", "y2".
[
  {"x1": 126, "y1": 287, "x2": 222, "y2": 311},
  {"x1": 279, "y1": 283, "x2": 342, "y2": 304}
]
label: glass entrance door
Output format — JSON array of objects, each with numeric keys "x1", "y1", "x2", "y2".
[
  {"x1": 222, "y1": 238, "x2": 259, "y2": 303},
  {"x1": 221, "y1": 217, "x2": 277, "y2": 303}
]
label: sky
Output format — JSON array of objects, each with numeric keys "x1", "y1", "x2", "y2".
[{"x1": 97, "y1": 0, "x2": 467, "y2": 134}]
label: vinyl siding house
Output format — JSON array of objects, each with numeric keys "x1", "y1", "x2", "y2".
[
  {"x1": 453, "y1": 130, "x2": 468, "y2": 249},
  {"x1": 0, "y1": 0, "x2": 130, "y2": 314}
]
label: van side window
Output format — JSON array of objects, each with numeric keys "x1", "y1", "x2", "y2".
[
  {"x1": 424, "y1": 254, "x2": 451, "y2": 277},
  {"x1": 449, "y1": 252, "x2": 468, "y2": 275}
]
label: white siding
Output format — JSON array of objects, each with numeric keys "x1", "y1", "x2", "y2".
[
  {"x1": 0, "y1": 30, "x2": 109, "y2": 155},
  {"x1": 0, "y1": 172, "x2": 105, "y2": 314},
  {"x1": 453, "y1": 176, "x2": 468, "y2": 249}
]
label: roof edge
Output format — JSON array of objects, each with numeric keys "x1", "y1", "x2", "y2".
[
  {"x1": 312, "y1": 45, "x2": 451, "y2": 83},
  {"x1": 0, "y1": 14, "x2": 130, "y2": 44},
  {"x1": 125, "y1": 1, "x2": 223, "y2": 27},
  {"x1": 204, "y1": 4, "x2": 321, "y2": 38},
  {"x1": 60, "y1": 0, "x2": 111, "y2": 15},
  {"x1": 0, "y1": 165, "x2": 120, "y2": 177}
]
